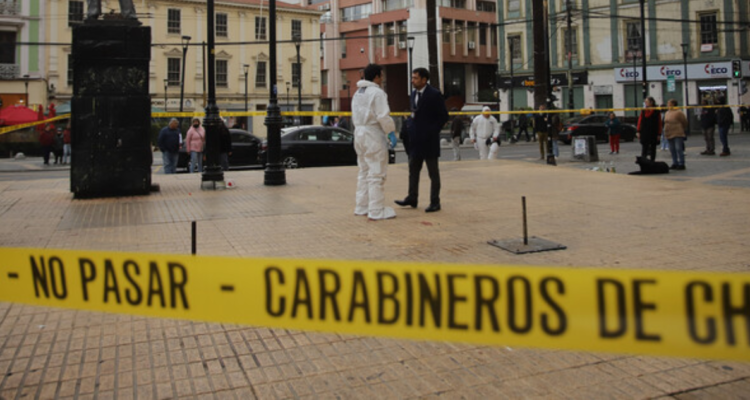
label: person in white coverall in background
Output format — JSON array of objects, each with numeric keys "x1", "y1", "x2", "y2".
[
  {"x1": 470, "y1": 106, "x2": 500, "y2": 160},
  {"x1": 351, "y1": 64, "x2": 397, "y2": 220}
]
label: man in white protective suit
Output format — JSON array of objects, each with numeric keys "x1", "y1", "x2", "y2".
[
  {"x1": 470, "y1": 106, "x2": 500, "y2": 160},
  {"x1": 351, "y1": 64, "x2": 397, "y2": 220}
]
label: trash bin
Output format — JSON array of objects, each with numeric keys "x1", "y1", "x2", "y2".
[{"x1": 571, "y1": 135, "x2": 598, "y2": 162}]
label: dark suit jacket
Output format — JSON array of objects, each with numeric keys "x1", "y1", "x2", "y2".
[{"x1": 409, "y1": 84, "x2": 449, "y2": 158}]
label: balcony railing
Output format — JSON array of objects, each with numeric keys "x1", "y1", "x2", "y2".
[
  {"x1": 0, "y1": 64, "x2": 19, "y2": 80},
  {"x1": 0, "y1": 1, "x2": 20, "y2": 15}
]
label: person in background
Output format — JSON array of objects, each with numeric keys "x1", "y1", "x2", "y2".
[
  {"x1": 399, "y1": 112, "x2": 412, "y2": 158},
  {"x1": 338, "y1": 116, "x2": 350, "y2": 132},
  {"x1": 604, "y1": 112, "x2": 622, "y2": 155},
  {"x1": 659, "y1": 103, "x2": 669, "y2": 152},
  {"x1": 157, "y1": 118, "x2": 182, "y2": 174},
  {"x1": 534, "y1": 104, "x2": 549, "y2": 160},
  {"x1": 449, "y1": 108, "x2": 463, "y2": 161},
  {"x1": 470, "y1": 106, "x2": 500, "y2": 160},
  {"x1": 185, "y1": 118, "x2": 206, "y2": 173},
  {"x1": 663, "y1": 99, "x2": 688, "y2": 170},
  {"x1": 739, "y1": 104, "x2": 749, "y2": 132},
  {"x1": 716, "y1": 97, "x2": 733, "y2": 157},
  {"x1": 62, "y1": 122, "x2": 72, "y2": 165},
  {"x1": 351, "y1": 64, "x2": 397, "y2": 220},
  {"x1": 219, "y1": 121, "x2": 232, "y2": 171},
  {"x1": 515, "y1": 112, "x2": 531, "y2": 142},
  {"x1": 637, "y1": 97, "x2": 661, "y2": 162},
  {"x1": 549, "y1": 112, "x2": 562, "y2": 158},
  {"x1": 699, "y1": 99, "x2": 716, "y2": 155},
  {"x1": 38, "y1": 124, "x2": 55, "y2": 166},
  {"x1": 53, "y1": 128, "x2": 64, "y2": 165}
]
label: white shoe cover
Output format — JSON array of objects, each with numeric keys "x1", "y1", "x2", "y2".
[{"x1": 368, "y1": 206, "x2": 396, "y2": 220}]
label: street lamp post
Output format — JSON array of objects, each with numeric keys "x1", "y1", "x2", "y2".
[
  {"x1": 509, "y1": 38, "x2": 515, "y2": 128},
  {"x1": 179, "y1": 35, "x2": 191, "y2": 117},
  {"x1": 163, "y1": 79, "x2": 168, "y2": 110},
  {"x1": 639, "y1": 0, "x2": 648, "y2": 101},
  {"x1": 23, "y1": 74, "x2": 29, "y2": 105},
  {"x1": 243, "y1": 63, "x2": 249, "y2": 112},
  {"x1": 566, "y1": 0, "x2": 574, "y2": 117},
  {"x1": 200, "y1": 0, "x2": 224, "y2": 188},
  {"x1": 294, "y1": 35, "x2": 302, "y2": 126},
  {"x1": 263, "y1": 0, "x2": 286, "y2": 186},
  {"x1": 681, "y1": 43, "x2": 690, "y2": 135},
  {"x1": 407, "y1": 36, "x2": 415, "y2": 94},
  {"x1": 286, "y1": 81, "x2": 290, "y2": 113}
]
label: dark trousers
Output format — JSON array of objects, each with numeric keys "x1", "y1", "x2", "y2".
[
  {"x1": 41, "y1": 145, "x2": 52, "y2": 164},
  {"x1": 407, "y1": 155, "x2": 440, "y2": 206},
  {"x1": 641, "y1": 141, "x2": 657, "y2": 162}
]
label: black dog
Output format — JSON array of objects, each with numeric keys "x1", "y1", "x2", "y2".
[{"x1": 628, "y1": 156, "x2": 670, "y2": 175}]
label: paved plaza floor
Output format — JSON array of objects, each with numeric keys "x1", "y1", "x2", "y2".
[{"x1": 0, "y1": 142, "x2": 749, "y2": 399}]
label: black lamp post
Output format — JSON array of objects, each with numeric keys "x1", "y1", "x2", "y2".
[
  {"x1": 346, "y1": 80, "x2": 351, "y2": 110},
  {"x1": 509, "y1": 38, "x2": 515, "y2": 115},
  {"x1": 200, "y1": 1, "x2": 224, "y2": 188},
  {"x1": 681, "y1": 43, "x2": 690, "y2": 134},
  {"x1": 163, "y1": 78, "x2": 168, "y2": 110},
  {"x1": 180, "y1": 35, "x2": 191, "y2": 116},
  {"x1": 639, "y1": 0, "x2": 648, "y2": 101},
  {"x1": 263, "y1": 0, "x2": 286, "y2": 185},
  {"x1": 23, "y1": 74, "x2": 29, "y2": 105},
  {"x1": 286, "y1": 81, "x2": 290, "y2": 111},
  {"x1": 407, "y1": 36, "x2": 415, "y2": 94},
  {"x1": 294, "y1": 35, "x2": 302, "y2": 126},
  {"x1": 243, "y1": 63, "x2": 249, "y2": 112}
]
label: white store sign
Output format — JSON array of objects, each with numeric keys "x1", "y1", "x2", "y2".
[{"x1": 614, "y1": 61, "x2": 735, "y2": 83}]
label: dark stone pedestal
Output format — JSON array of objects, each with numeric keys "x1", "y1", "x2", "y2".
[{"x1": 70, "y1": 23, "x2": 152, "y2": 198}]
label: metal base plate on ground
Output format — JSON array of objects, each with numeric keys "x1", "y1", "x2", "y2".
[{"x1": 488, "y1": 236, "x2": 566, "y2": 254}]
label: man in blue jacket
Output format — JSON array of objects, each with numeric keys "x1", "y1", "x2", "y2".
[
  {"x1": 395, "y1": 68, "x2": 449, "y2": 213},
  {"x1": 157, "y1": 118, "x2": 182, "y2": 174}
]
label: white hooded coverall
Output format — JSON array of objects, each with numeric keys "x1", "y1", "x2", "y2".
[
  {"x1": 351, "y1": 80, "x2": 397, "y2": 220},
  {"x1": 470, "y1": 114, "x2": 500, "y2": 160}
]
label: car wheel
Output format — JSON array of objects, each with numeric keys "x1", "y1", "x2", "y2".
[{"x1": 283, "y1": 156, "x2": 300, "y2": 169}]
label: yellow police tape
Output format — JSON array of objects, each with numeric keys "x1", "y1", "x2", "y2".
[{"x1": 1, "y1": 247, "x2": 748, "y2": 362}]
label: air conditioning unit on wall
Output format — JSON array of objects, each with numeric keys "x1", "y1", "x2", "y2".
[
  {"x1": 468, "y1": 41, "x2": 476, "y2": 50},
  {"x1": 398, "y1": 42, "x2": 406, "y2": 49}
]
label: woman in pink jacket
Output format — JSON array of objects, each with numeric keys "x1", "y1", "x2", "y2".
[{"x1": 185, "y1": 118, "x2": 206, "y2": 173}]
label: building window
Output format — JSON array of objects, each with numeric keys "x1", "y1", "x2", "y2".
[
  {"x1": 476, "y1": 1, "x2": 495, "y2": 12},
  {"x1": 625, "y1": 21, "x2": 641, "y2": 61},
  {"x1": 439, "y1": 0, "x2": 465, "y2": 8},
  {"x1": 167, "y1": 58, "x2": 180, "y2": 86},
  {"x1": 479, "y1": 24, "x2": 487, "y2": 46},
  {"x1": 321, "y1": 70, "x2": 328, "y2": 85},
  {"x1": 341, "y1": 33, "x2": 347, "y2": 58},
  {"x1": 255, "y1": 17, "x2": 267, "y2": 40},
  {"x1": 68, "y1": 1, "x2": 84, "y2": 26},
  {"x1": 455, "y1": 21, "x2": 464, "y2": 46},
  {"x1": 509, "y1": 35, "x2": 522, "y2": 64},
  {"x1": 508, "y1": 0, "x2": 520, "y2": 16},
  {"x1": 700, "y1": 13, "x2": 718, "y2": 45},
  {"x1": 168, "y1": 9, "x2": 181, "y2": 34},
  {"x1": 342, "y1": 4, "x2": 372, "y2": 21},
  {"x1": 216, "y1": 13, "x2": 228, "y2": 37},
  {"x1": 67, "y1": 54, "x2": 74, "y2": 86},
  {"x1": 255, "y1": 61, "x2": 267, "y2": 87},
  {"x1": 387, "y1": 23, "x2": 396, "y2": 46},
  {"x1": 0, "y1": 31, "x2": 15, "y2": 65},
  {"x1": 216, "y1": 60, "x2": 228, "y2": 88},
  {"x1": 564, "y1": 28, "x2": 578, "y2": 57},
  {"x1": 467, "y1": 22, "x2": 476, "y2": 44},
  {"x1": 382, "y1": 0, "x2": 411, "y2": 12},
  {"x1": 292, "y1": 63, "x2": 301, "y2": 88},
  {"x1": 341, "y1": 71, "x2": 348, "y2": 90},
  {"x1": 399, "y1": 21, "x2": 407, "y2": 43},
  {"x1": 292, "y1": 20, "x2": 302, "y2": 40},
  {"x1": 442, "y1": 20, "x2": 451, "y2": 43}
]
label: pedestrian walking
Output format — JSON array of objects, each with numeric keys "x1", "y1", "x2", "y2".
[
  {"x1": 549, "y1": 113, "x2": 561, "y2": 158},
  {"x1": 157, "y1": 118, "x2": 182, "y2": 174},
  {"x1": 534, "y1": 105, "x2": 548, "y2": 160},
  {"x1": 515, "y1": 112, "x2": 531, "y2": 142},
  {"x1": 351, "y1": 64, "x2": 397, "y2": 220},
  {"x1": 470, "y1": 106, "x2": 500, "y2": 160},
  {"x1": 716, "y1": 98, "x2": 733, "y2": 157},
  {"x1": 38, "y1": 124, "x2": 55, "y2": 165},
  {"x1": 53, "y1": 128, "x2": 64, "y2": 165},
  {"x1": 699, "y1": 100, "x2": 716, "y2": 155},
  {"x1": 449, "y1": 108, "x2": 463, "y2": 161},
  {"x1": 395, "y1": 67, "x2": 449, "y2": 213},
  {"x1": 219, "y1": 121, "x2": 232, "y2": 171},
  {"x1": 185, "y1": 118, "x2": 206, "y2": 173},
  {"x1": 62, "y1": 122, "x2": 72, "y2": 164},
  {"x1": 664, "y1": 99, "x2": 688, "y2": 170},
  {"x1": 659, "y1": 103, "x2": 669, "y2": 152},
  {"x1": 637, "y1": 97, "x2": 661, "y2": 162},
  {"x1": 604, "y1": 112, "x2": 622, "y2": 154},
  {"x1": 739, "y1": 105, "x2": 749, "y2": 132}
]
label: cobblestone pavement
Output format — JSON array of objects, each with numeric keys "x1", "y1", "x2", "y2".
[{"x1": 1, "y1": 149, "x2": 750, "y2": 399}]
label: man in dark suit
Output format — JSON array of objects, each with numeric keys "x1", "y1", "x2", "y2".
[{"x1": 395, "y1": 68, "x2": 449, "y2": 213}]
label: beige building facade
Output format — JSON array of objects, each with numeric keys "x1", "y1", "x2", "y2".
[{"x1": 44, "y1": 0, "x2": 323, "y2": 135}]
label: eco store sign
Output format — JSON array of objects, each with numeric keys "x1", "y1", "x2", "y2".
[{"x1": 614, "y1": 61, "x2": 733, "y2": 82}]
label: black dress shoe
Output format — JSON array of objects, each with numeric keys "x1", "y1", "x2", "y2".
[
  {"x1": 394, "y1": 199, "x2": 417, "y2": 208},
  {"x1": 425, "y1": 204, "x2": 441, "y2": 213}
]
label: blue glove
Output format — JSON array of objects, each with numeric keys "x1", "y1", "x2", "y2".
[{"x1": 388, "y1": 132, "x2": 397, "y2": 148}]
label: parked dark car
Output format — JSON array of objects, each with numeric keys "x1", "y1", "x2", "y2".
[
  {"x1": 260, "y1": 126, "x2": 396, "y2": 169},
  {"x1": 558, "y1": 114, "x2": 637, "y2": 144},
  {"x1": 177, "y1": 129, "x2": 262, "y2": 171}
]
